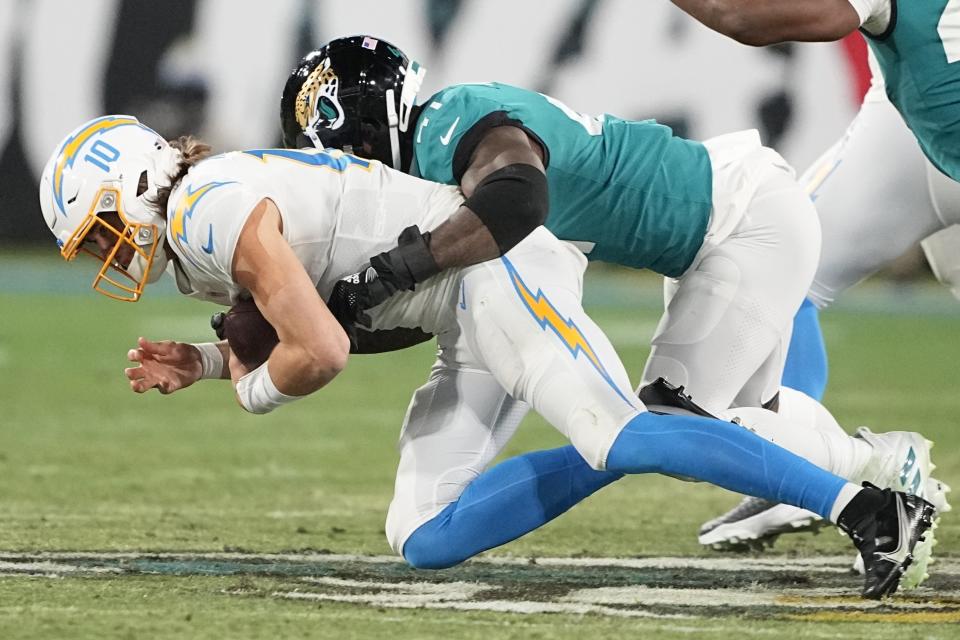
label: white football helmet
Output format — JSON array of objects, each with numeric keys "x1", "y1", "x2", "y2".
[{"x1": 39, "y1": 115, "x2": 182, "y2": 301}]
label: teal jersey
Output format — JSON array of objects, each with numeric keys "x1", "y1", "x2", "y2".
[
  {"x1": 411, "y1": 83, "x2": 713, "y2": 277},
  {"x1": 864, "y1": 0, "x2": 960, "y2": 180}
]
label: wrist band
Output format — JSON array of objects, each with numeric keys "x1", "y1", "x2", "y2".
[
  {"x1": 235, "y1": 361, "x2": 298, "y2": 414},
  {"x1": 193, "y1": 342, "x2": 224, "y2": 380}
]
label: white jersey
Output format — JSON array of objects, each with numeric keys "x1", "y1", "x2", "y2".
[{"x1": 164, "y1": 148, "x2": 465, "y2": 331}]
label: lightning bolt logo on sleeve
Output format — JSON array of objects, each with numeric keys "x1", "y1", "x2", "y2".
[
  {"x1": 169, "y1": 181, "x2": 235, "y2": 265},
  {"x1": 501, "y1": 256, "x2": 633, "y2": 406}
]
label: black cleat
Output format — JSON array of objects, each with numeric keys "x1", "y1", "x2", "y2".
[
  {"x1": 638, "y1": 377, "x2": 718, "y2": 418},
  {"x1": 841, "y1": 485, "x2": 937, "y2": 599}
]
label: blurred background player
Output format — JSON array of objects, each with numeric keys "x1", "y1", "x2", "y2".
[
  {"x1": 40, "y1": 114, "x2": 936, "y2": 598},
  {"x1": 670, "y1": 0, "x2": 960, "y2": 551}
]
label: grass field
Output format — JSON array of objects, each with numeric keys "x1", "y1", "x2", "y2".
[{"x1": 0, "y1": 252, "x2": 958, "y2": 638}]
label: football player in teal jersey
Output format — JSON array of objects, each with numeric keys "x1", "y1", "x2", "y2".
[
  {"x1": 669, "y1": 0, "x2": 959, "y2": 551},
  {"x1": 277, "y1": 37, "x2": 946, "y2": 589},
  {"x1": 281, "y1": 35, "x2": 819, "y2": 417}
]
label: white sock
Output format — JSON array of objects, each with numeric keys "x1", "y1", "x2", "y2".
[
  {"x1": 759, "y1": 388, "x2": 875, "y2": 480},
  {"x1": 722, "y1": 404, "x2": 872, "y2": 481},
  {"x1": 829, "y1": 482, "x2": 864, "y2": 523}
]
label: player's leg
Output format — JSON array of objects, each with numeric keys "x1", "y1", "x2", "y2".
[
  {"x1": 783, "y1": 92, "x2": 937, "y2": 399},
  {"x1": 782, "y1": 298, "x2": 827, "y2": 400},
  {"x1": 922, "y1": 162, "x2": 960, "y2": 298},
  {"x1": 641, "y1": 166, "x2": 820, "y2": 413},
  {"x1": 458, "y1": 229, "x2": 866, "y2": 521},
  {"x1": 386, "y1": 352, "x2": 622, "y2": 569},
  {"x1": 923, "y1": 224, "x2": 960, "y2": 300},
  {"x1": 401, "y1": 229, "x2": 935, "y2": 594},
  {"x1": 806, "y1": 94, "x2": 945, "y2": 310},
  {"x1": 700, "y1": 387, "x2": 940, "y2": 563},
  {"x1": 712, "y1": 90, "x2": 949, "y2": 550}
]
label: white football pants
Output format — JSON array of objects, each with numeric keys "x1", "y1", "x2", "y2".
[
  {"x1": 384, "y1": 227, "x2": 858, "y2": 556},
  {"x1": 641, "y1": 134, "x2": 821, "y2": 413},
  {"x1": 804, "y1": 77, "x2": 960, "y2": 308},
  {"x1": 385, "y1": 227, "x2": 641, "y2": 552}
]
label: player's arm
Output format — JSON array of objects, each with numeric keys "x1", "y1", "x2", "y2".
[
  {"x1": 326, "y1": 124, "x2": 547, "y2": 329},
  {"x1": 670, "y1": 0, "x2": 861, "y2": 46},
  {"x1": 231, "y1": 197, "x2": 350, "y2": 412},
  {"x1": 429, "y1": 124, "x2": 548, "y2": 267}
]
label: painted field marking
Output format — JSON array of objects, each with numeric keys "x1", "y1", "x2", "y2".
[
  {"x1": 273, "y1": 588, "x2": 685, "y2": 619},
  {"x1": 1, "y1": 552, "x2": 959, "y2": 622},
  {"x1": 1, "y1": 552, "x2": 957, "y2": 574}
]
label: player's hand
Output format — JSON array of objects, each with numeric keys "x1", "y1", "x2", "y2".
[
  {"x1": 124, "y1": 337, "x2": 203, "y2": 394},
  {"x1": 325, "y1": 267, "x2": 390, "y2": 331},
  {"x1": 326, "y1": 225, "x2": 440, "y2": 338}
]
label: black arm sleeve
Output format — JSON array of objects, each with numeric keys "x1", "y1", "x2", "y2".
[
  {"x1": 452, "y1": 111, "x2": 550, "y2": 182},
  {"x1": 462, "y1": 163, "x2": 549, "y2": 254}
]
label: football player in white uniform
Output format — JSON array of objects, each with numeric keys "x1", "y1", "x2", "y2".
[
  {"x1": 670, "y1": 0, "x2": 957, "y2": 552},
  {"x1": 40, "y1": 115, "x2": 937, "y2": 598}
]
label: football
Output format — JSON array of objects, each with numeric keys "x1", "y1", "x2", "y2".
[{"x1": 223, "y1": 298, "x2": 278, "y2": 370}]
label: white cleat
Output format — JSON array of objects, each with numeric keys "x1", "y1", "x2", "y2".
[
  {"x1": 853, "y1": 427, "x2": 932, "y2": 496},
  {"x1": 698, "y1": 497, "x2": 824, "y2": 551},
  {"x1": 900, "y1": 476, "x2": 951, "y2": 590}
]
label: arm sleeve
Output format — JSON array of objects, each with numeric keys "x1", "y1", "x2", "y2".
[
  {"x1": 413, "y1": 86, "x2": 548, "y2": 185},
  {"x1": 847, "y1": 0, "x2": 893, "y2": 35},
  {"x1": 451, "y1": 111, "x2": 549, "y2": 183},
  {"x1": 169, "y1": 180, "x2": 265, "y2": 287}
]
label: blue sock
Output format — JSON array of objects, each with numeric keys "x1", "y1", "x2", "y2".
[
  {"x1": 782, "y1": 298, "x2": 828, "y2": 400},
  {"x1": 402, "y1": 446, "x2": 622, "y2": 569},
  {"x1": 606, "y1": 412, "x2": 847, "y2": 520}
]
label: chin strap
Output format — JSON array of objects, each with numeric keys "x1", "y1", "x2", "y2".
[
  {"x1": 398, "y1": 60, "x2": 426, "y2": 132},
  {"x1": 385, "y1": 89, "x2": 402, "y2": 170},
  {"x1": 302, "y1": 124, "x2": 324, "y2": 150},
  {"x1": 384, "y1": 60, "x2": 427, "y2": 170}
]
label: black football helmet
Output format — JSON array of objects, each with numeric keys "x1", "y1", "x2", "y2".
[{"x1": 280, "y1": 35, "x2": 426, "y2": 171}]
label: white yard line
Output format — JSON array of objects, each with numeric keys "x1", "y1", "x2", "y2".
[
  {"x1": 3, "y1": 551, "x2": 957, "y2": 620},
  {"x1": 0, "y1": 551, "x2": 957, "y2": 575},
  {"x1": 274, "y1": 590, "x2": 687, "y2": 619}
]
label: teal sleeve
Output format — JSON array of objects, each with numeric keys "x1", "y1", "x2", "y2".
[{"x1": 412, "y1": 86, "x2": 512, "y2": 185}]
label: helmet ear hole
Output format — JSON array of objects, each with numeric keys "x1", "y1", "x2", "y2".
[{"x1": 136, "y1": 170, "x2": 149, "y2": 197}]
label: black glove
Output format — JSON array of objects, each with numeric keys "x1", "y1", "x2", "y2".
[
  {"x1": 326, "y1": 225, "x2": 440, "y2": 329},
  {"x1": 326, "y1": 267, "x2": 388, "y2": 332},
  {"x1": 369, "y1": 224, "x2": 441, "y2": 294}
]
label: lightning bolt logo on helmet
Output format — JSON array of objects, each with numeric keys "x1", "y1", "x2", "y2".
[
  {"x1": 38, "y1": 114, "x2": 183, "y2": 302},
  {"x1": 296, "y1": 57, "x2": 345, "y2": 135}
]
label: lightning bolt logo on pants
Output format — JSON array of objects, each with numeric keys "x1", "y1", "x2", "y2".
[{"x1": 501, "y1": 256, "x2": 632, "y2": 406}]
